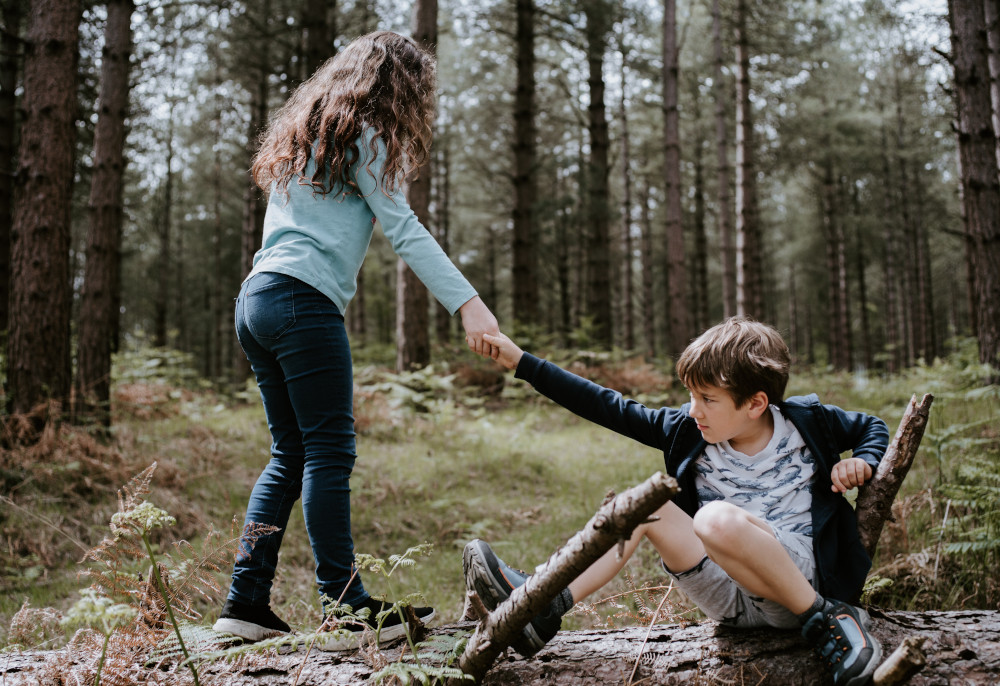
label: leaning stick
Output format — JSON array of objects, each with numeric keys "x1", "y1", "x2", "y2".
[
  {"x1": 855, "y1": 394, "x2": 934, "y2": 559},
  {"x1": 453, "y1": 471, "x2": 680, "y2": 684}
]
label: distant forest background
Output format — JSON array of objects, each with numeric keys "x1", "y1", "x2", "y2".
[{"x1": 2, "y1": 0, "x2": 999, "y2": 431}]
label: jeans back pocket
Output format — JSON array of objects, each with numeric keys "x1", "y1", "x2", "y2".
[{"x1": 243, "y1": 273, "x2": 296, "y2": 340}]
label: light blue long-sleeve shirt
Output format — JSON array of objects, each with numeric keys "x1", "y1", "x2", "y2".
[{"x1": 247, "y1": 133, "x2": 477, "y2": 316}]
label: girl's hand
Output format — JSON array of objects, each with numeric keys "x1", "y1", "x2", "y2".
[
  {"x1": 459, "y1": 296, "x2": 499, "y2": 357},
  {"x1": 482, "y1": 332, "x2": 523, "y2": 370},
  {"x1": 831, "y1": 457, "x2": 873, "y2": 493}
]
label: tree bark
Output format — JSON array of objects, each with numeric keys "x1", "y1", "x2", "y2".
[
  {"x1": 618, "y1": 39, "x2": 634, "y2": 351},
  {"x1": 511, "y1": 0, "x2": 538, "y2": 328},
  {"x1": 662, "y1": 0, "x2": 690, "y2": 356},
  {"x1": 7, "y1": 0, "x2": 80, "y2": 420},
  {"x1": 0, "y1": 0, "x2": 22, "y2": 335},
  {"x1": 733, "y1": 0, "x2": 763, "y2": 320},
  {"x1": 948, "y1": 0, "x2": 1000, "y2": 371},
  {"x1": 856, "y1": 393, "x2": 934, "y2": 560},
  {"x1": 712, "y1": 0, "x2": 735, "y2": 320},
  {"x1": 638, "y1": 173, "x2": 656, "y2": 360},
  {"x1": 395, "y1": 0, "x2": 436, "y2": 372},
  {"x1": 6, "y1": 610, "x2": 996, "y2": 685},
  {"x1": 583, "y1": 0, "x2": 612, "y2": 349},
  {"x1": 75, "y1": 0, "x2": 133, "y2": 429}
]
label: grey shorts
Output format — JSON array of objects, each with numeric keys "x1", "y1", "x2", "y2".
[{"x1": 663, "y1": 530, "x2": 816, "y2": 630}]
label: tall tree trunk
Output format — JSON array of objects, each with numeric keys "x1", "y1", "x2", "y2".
[
  {"x1": 7, "y1": 0, "x2": 80, "y2": 420},
  {"x1": 0, "y1": 0, "x2": 22, "y2": 335},
  {"x1": 985, "y1": 0, "x2": 999, "y2": 167},
  {"x1": 851, "y1": 186, "x2": 874, "y2": 371},
  {"x1": 153, "y1": 116, "x2": 173, "y2": 348},
  {"x1": 618, "y1": 40, "x2": 634, "y2": 351},
  {"x1": 511, "y1": 0, "x2": 538, "y2": 328},
  {"x1": 948, "y1": 0, "x2": 1000, "y2": 371},
  {"x1": 712, "y1": 0, "x2": 735, "y2": 319},
  {"x1": 733, "y1": 0, "x2": 763, "y2": 319},
  {"x1": 236, "y1": 20, "x2": 270, "y2": 382},
  {"x1": 820, "y1": 156, "x2": 847, "y2": 370},
  {"x1": 879, "y1": 112, "x2": 902, "y2": 373},
  {"x1": 303, "y1": 0, "x2": 335, "y2": 79},
  {"x1": 396, "y1": 0, "x2": 436, "y2": 372},
  {"x1": 583, "y1": 0, "x2": 612, "y2": 349},
  {"x1": 75, "y1": 0, "x2": 133, "y2": 429},
  {"x1": 692, "y1": 131, "x2": 709, "y2": 334},
  {"x1": 434, "y1": 132, "x2": 452, "y2": 344},
  {"x1": 662, "y1": 0, "x2": 689, "y2": 355},
  {"x1": 638, "y1": 172, "x2": 656, "y2": 360}
]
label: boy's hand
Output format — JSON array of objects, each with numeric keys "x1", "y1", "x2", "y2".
[
  {"x1": 482, "y1": 332, "x2": 523, "y2": 370},
  {"x1": 830, "y1": 457, "x2": 873, "y2": 493}
]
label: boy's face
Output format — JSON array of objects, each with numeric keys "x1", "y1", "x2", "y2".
[{"x1": 686, "y1": 383, "x2": 768, "y2": 449}]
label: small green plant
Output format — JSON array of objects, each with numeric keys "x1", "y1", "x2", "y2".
[{"x1": 63, "y1": 463, "x2": 272, "y2": 686}]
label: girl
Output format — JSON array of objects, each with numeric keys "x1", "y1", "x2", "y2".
[{"x1": 214, "y1": 30, "x2": 499, "y2": 651}]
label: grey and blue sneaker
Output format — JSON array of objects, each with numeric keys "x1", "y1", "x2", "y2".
[
  {"x1": 801, "y1": 600, "x2": 882, "y2": 686},
  {"x1": 462, "y1": 539, "x2": 566, "y2": 657}
]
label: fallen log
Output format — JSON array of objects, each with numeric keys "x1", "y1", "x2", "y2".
[{"x1": 2, "y1": 610, "x2": 996, "y2": 685}]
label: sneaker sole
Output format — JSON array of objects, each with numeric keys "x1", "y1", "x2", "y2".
[
  {"x1": 463, "y1": 540, "x2": 545, "y2": 657},
  {"x1": 315, "y1": 609, "x2": 436, "y2": 652},
  {"x1": 212, "y1": 617, "x2": 288, "y2": 642}
]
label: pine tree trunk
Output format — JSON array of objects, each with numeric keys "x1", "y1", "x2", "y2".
[
  {"x1": 7, "y1": 0, "x2": 80, "y2": 420},
  {"x1": 638, "y1": 175, "x2": 656, "y2": 360},
  {"x1": 712, "y1": 0, "x2": 735, "y2": 319},
  {"x1": 434, "y1": 136, "x2": 452, "y2": 344},
  {"x1": 852, "y1": 188, "x2": 874, "y2": 371},
  {"x1": 75, "y1": 0, "x2": 133, "y2": 428},
  {"x1": 153, "y1": 118, "x2": 173, "y2": 348},
  {"x1": 511, "y1": 0, "x2": 538, "y2": 328},
  {"x1": 662, "y1": 0, "x2": 690, "y2": 355},
  {"x1": 618, "y1": 42, "x2": 634, "y2": 351},
  {"x1": 303, "y1": 0, "x2": 334, "y2": 79},
  {"x1": 733, "y1": 0, "x2": 763, "y2": 320},
  {"x1": 0, "y1": 0, "x2": 22, "y2": 335},
  {"x1": 879, "y1": 113, "x2": 902, "y2": 373},
  {"x1": 985, "y1": 0, "x2": 999, "y2": 167},
  {"x1": 395, "y1": 0, "x2": 436, "y2": 372},
  {"x1": 692, "y1": 136, "x2": 708, "y2": 334},
  {"x1": 948, "y1": 0, "x2": 1000, "y2": 371},
  {"x1": 584, "y1": 0, "x2": 612, "y2": 349}
]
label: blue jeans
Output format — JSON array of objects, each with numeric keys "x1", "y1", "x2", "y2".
[{"x1": 228, "y1": 271, "x2": 368, "y2": 608}]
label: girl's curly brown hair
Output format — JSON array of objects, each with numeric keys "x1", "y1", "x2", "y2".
[{"x1": 251, "y1": 30, "x2": 436, "y2": 198}]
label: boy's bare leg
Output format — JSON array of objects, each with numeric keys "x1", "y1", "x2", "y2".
[
  {"x1": 568, "y1": 502, "x2": 705, "y2": 602},
  {"x1": 692, "y1": 501, "x2": 816, "y2": 614}
]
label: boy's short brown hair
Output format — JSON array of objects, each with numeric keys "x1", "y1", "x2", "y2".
[{"x1": 675, "y1": 316, "x2": 790, "y2": 408}]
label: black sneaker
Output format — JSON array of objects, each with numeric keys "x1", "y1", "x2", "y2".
[
  {"x1": 463, "y1": 539, "x2": 561, "y2": 657},
  {"x1": 213, "y1": 599, "x2": 290, "y2": 641},
  {"x1": 801, "y1": 600, "x2": 883, "y2": 686},
  {"x1": 317, "y1": 596, "x2": 436, "y2": 651}
]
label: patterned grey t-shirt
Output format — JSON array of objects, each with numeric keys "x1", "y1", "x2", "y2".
[{"x1": 695, "y1": 405, "x2": 817, "y2": 537}]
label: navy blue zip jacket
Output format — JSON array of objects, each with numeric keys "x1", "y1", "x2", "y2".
[{"x1": 515, "y1": 353, "x2": 889, "y2": 603}]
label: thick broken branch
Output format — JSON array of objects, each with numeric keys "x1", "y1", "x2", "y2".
[
  {"x1": 856, "y1": 394, "x2": 934, "y2": 559},
  {"x1": 455, "y1": 471, "x2": 679, "y2": 684}
]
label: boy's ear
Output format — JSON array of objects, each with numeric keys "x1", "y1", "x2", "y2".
[{"x1": 746, "y1": 391, "x2": 770, "y2": 418}]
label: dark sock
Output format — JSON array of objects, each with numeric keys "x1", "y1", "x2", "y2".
[
  {"x1": 796, "y1": 593, "x2": 826, "y2": 625},
  {"x1": 551, "y1": 587, "x2": 574, "y2": 616}
]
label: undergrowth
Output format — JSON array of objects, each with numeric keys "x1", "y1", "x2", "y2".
[{"x1": 1, "y1": 341, "x2": 998, "y2": 682}]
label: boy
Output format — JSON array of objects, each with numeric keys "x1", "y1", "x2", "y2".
[{"x1": 465, "y1": 317, "x2": 887, "y2": 686}]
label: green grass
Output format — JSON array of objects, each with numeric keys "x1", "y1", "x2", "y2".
[{"x1": 2, "y1": 343, "x2": 998, "y2": 650}]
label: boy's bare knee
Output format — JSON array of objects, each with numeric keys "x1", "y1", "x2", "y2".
[{"x1": 692, "y1": 501, "x2": 746, "y2": 546}]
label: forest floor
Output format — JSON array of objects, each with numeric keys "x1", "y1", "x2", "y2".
[{"x1": 1, "y1": 342, "x2": 998, "y2": 653}]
